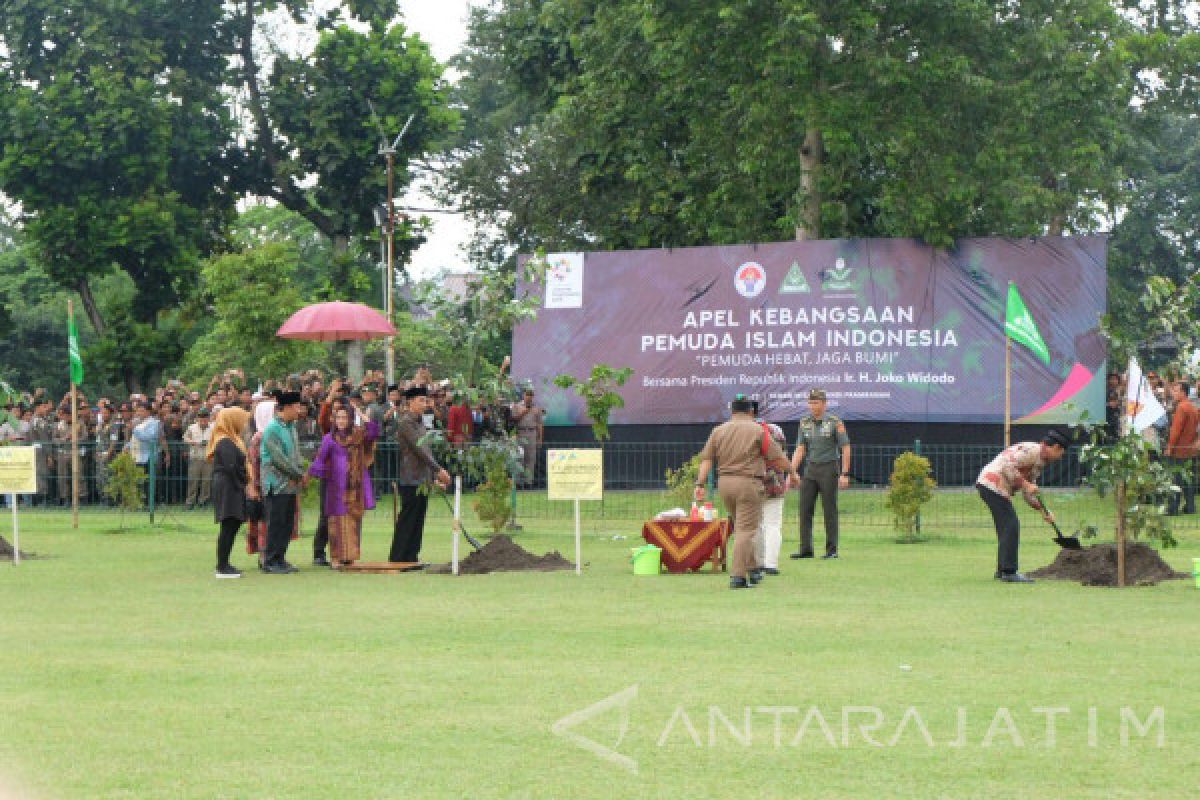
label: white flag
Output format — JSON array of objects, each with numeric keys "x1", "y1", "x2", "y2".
[{"x1": 1125, "y1": 357, "x2": 1166, "y2": 433}]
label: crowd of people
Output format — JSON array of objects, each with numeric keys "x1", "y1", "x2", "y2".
[
  {"x1": 1106, "y1": 369, "x2": 1199, "y2": 514},
  {"x1": 0, "y1": 365, "x2": 547, "y2": 577}
]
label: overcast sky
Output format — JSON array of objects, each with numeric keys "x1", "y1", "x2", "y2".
[{"x1": 397, "y1": 0, "x2": 476, "y2": 279}]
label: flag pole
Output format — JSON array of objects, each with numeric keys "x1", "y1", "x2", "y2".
[
  {"x1": 1004, "y1": 333, "x2": 1012, "y2": 448},
  {"x1": 68, "y1": 299, "x2": 80, "y2": 530}
]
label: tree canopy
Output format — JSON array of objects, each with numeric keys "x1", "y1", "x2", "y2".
[{"x1": 445, "y1": 0, "x2": 1198, "y2": 254}]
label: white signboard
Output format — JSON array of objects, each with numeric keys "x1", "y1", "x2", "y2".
[{"x1": 544, "y1": 252, "x2": 585, "y2": 309}]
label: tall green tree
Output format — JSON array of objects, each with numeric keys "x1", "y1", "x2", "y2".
[
  {"x1": 1106, "y1": 113, "x2": 1200, "y2": 359},
  {"x1": 181, "y1": 243, "x2": 329, "y2": 385},
  {"x1": 446, "y1": 0, "x2": 1194, "y2": 254},
  {"x1": 233, "y1": 0, "x2": 457, "y2": 261},
  {"x1": 0, "y1": 0, "x2": 239, "y2": 389}
]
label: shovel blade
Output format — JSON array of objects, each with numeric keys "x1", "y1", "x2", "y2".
[{"x1": 1054, "y1": 535, "x2": 1083, "y2": 550}]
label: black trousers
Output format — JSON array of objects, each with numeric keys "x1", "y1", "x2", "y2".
[
  {"x1": 313, "y1": 478, "x2": 329, "y2": 558},
  {"x1": 390, "y1": 485, "x2": 429, "y2": 563},
  {"x1": 1167, "y1": 457, "x2": 1196, "y2": 514},
  {"x1": 217, "y1": 517, "x2": 242, "y2": 568},
  {"x1": 978, "y1": 485, "x2": 1020, "y2": 574},
  {"x1": 798, "y1": 461, "x2": 840, "y2": 555},
  {"x1": 265, "y1": 492, "x2": 297, "y2": 567}
]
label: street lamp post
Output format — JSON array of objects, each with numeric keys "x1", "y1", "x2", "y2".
[{"x1": 377, "y1": 113, "x2": 415, "y2": 388}]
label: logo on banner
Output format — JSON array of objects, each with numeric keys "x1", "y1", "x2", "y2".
[
  {"x1": 734, "y1": 262, "x2": 767, "y2": 298},
  {"x1": 780, "y1": 262, "x2": 811, "y2": 294},
  {"x1": 822, "y1": 258, "x2": 855, "y2": 292}
]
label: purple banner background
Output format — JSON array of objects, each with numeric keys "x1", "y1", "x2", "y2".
[{"x1": 514, "y1": 237, "x2": 1107, "y2": 425}]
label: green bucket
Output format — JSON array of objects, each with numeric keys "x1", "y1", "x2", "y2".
[
  {"x1": 631, "y1": 545, "x2": 662, "y2": 576},
  {"x1": 1193, "y1": 558, "x2": 1200, "y2": 589}
]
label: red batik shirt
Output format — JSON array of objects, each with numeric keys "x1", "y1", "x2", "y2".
[{"x1": 977, "y1": 442, "x2": 1044, "y2": 507}]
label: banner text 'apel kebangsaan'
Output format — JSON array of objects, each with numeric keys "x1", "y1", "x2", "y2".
[{"x1": 514, "y1": 238, "x2": 1107, "y2": 425}]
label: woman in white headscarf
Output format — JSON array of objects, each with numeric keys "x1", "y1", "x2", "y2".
[{"x1": 244, "y1": 397, "x2": 277, "y2": 565}]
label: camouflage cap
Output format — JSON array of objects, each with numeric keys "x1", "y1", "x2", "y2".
[{"x1": 808, "y1": 388, "x2": 827, "y2": 401}]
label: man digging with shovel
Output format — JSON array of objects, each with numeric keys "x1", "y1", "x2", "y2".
[{"x1": 976, "y1": 430, "x2": 1070, "y2": 583}]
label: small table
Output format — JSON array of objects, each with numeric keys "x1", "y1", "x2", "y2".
[{"x1": 641, "y1": 518, "x2": 730, "y2": 573}]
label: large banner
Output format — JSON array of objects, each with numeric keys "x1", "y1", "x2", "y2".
[{"x1": 514, "y1": 237, "x2": 1107, "y2": 425}]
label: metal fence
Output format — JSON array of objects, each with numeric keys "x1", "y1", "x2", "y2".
[{"x1": 7, "y1": 440, "x2": 1198, "y2": 533}]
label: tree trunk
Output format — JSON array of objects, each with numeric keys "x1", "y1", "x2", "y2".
[
  {"x1": 346, "y1": 341, "x2": 365, "y2": 384},
  {"x1": 1115, "y1": 481, "x2": 1127, "y2": 588},
  {"x1": 76, "y1": 278, "x2": 106, "y2": 336},
  {"x1": 795, "y1": 127, "x2": 824, "y2": 240}
]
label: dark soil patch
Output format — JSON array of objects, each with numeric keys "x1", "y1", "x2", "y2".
[
  {"x1": 1030, "y1": 541, "x2": 1188, "y2": 587},
  {"x1": 428, "y1": 534, "x2": 575, "y2": 575}
]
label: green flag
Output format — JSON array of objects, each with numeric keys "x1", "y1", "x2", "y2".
[
  {"x1": 1005, "y1": 282, "x2": 1050, "y2": 364},
  {"x1": 68, "y1": 314, "x2": 84, "y2": 385}
]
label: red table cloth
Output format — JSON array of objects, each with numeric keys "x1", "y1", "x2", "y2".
[{"x1": 641, "y1": 519, "x2": 729, "y2": 573}]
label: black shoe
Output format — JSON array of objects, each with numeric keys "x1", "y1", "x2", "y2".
[
  {"x1": 762, "y1": 567, "x2": 780, "y2": 576},
  {"x1": 748, "y1": 569, "x2": 764, "y2": 584},
  {"x1": 281, "y1": 561, "x2": 299, "y2": 574},
  {"x1": 822, "y1": 552, "x2": 839, "y2": 560},
  {"x1": 729, "y1": 576, "x2": 754, "y2": 589},
  {"x1": 999, "y1": 572, "x2": 1034, "y2": 583},
  {"x1": 790, "y1": 551, "x2": 814, "y2": 560},
  {"x1": 312, "y1": 556, "x2": 332, "y2": 568},
  {"x1": 215, "y1": 564, "x2": 242, "y2": 579},
  {"x1": 262, "y1": 563, "x2": 292, "y2": 575}
]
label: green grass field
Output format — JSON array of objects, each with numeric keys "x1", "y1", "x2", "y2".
[{"x1": 1, "y1": 492, "x2": 1198, "y2": 799}]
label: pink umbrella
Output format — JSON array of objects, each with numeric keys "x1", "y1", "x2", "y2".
[{"x1": 276, "y1": 301, "x2": 397, "y2": 341}]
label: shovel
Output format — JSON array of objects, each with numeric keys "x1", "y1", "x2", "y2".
[
  {"x1": 1038, "y1": 495, "x2": 1082, "y2": 550},
  {"x1": 438, "y1": 488, "x2": 484, "y2": 551}
]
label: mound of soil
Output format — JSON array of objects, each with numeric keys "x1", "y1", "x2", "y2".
[
  {"x1": 1030, "y1": 542, "x2": 1188, "y2": 587},
  {"x1": 429, "y1": 534, "x2": 575, "y2": 575}
]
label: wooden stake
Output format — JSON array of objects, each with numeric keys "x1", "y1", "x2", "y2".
[
  {"x1": 1116, "y1": 481, "x2": 1127, "y2": 588},
  {"x1": 9, "y1": 494, "x2": 18, "y2": 565},
  {"x1": 452, "y1": 475, "x2": 461, "y2": 576},
  {"x1": 574, "y1": 498, "x2": 582, "y2": 576}
]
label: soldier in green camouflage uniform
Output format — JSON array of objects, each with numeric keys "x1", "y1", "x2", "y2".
[{"x1": 790, "y1": 388, "x2": 851, "y2": 560}]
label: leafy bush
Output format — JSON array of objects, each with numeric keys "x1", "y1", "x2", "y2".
[
  {"x1": 104, "y1": 451, "x2": 145, "y2": 527},
  {"x1": 473, "y1": 448, "x2": 515, "y2": 534},
  {"x1": 664, "y1": 454, "x2": 701, "y2": 510},
  {"x1": 885, "y1": 452, "x2": 935, "y2": 543}
]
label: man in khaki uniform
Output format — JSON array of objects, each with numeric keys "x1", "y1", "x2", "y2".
[
  {"x1": 511, "y1": 388, "x2": 544, "y2": 487},
  {"x1": 184, "y1": 407, "x2": 214, "y2": 508},
  {"x1": 695, "y1": 395, "x2": 797, "y2": 589}
]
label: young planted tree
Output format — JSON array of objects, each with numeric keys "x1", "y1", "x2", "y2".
[
  {"x1": 552, "y1": 364, "x2": 634, "y2": 444},
  {"x1": 104, "y1": 452, "x2": 147, "y2": 530},
  {"x1": 422, "y1": 428, "x2": 523, "y2": 536},
  {"x1": 1080, "y1": 273, "x2": 1200, "y2": 586},
  {"x1": 885, "y1": 452, "x2": 936, "y2": 544}
]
